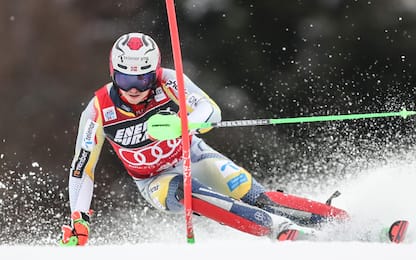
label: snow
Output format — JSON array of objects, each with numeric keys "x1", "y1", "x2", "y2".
[
  {"x1": 1, "y1": 156, "x2": 415, "y2": 259},
  {"x1": 1, "y1": 240, "x2": 415, "y2": 260}
]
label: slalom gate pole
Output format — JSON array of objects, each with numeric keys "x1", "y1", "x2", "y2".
[{"x1": 165, "y1": 0, "x2": 195, "y2": 243}]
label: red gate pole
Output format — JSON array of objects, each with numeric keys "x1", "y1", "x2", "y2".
[{"x1": 165, "y1": 0, "x2": 195, "y2": 243}]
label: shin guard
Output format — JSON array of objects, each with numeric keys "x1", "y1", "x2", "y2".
[{"x1": 256, "y1": 191, "x2": 349, "y2": 225}]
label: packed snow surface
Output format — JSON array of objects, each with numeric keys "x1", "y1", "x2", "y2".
[{"x1": 1, "y1": 157, "x2": 415, "y2": 259}]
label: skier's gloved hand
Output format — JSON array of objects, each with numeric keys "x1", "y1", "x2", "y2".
[{"x1": 60, "y1": 210, "x2": 93, "y2": 246}]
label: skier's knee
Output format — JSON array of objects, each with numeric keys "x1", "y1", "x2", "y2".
[
  {"x1": 174, "y1": 175, "x2": 206, "y2": 201},
  {"x1": 241, "y1": 178, "x2": 266, "y2": 205},
  {"x1": 162, "y1": 175, "x2": 207, "y2": 212},
  {"x1": 147, "y1": 173, "x2": 183, "y2": 212}
]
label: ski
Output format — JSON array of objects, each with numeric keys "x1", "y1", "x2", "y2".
[
  {"x1": 388, "y1": 220, "x2": 408, "y2": 243},
  {"x1": 277, "y1": 220, "x2": 409, "y2": 243},
  {"x1": 277, "y1": 229, "x2": 299, "y2": 241}
]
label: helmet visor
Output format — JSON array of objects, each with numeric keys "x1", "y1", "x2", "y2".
[{"x1": 114, "y1": 71, "x2": 156, "y2": 92}]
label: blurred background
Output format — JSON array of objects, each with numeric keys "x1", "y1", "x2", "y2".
[{"x1": 1, "y1": 0, "x2": 416, "y2": 244}]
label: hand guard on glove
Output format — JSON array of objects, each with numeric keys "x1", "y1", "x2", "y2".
[
  {"x1": 146, "y1": 111, "x2": 182, "y2": 141},
  {"x1": 60, "y1": 210, "x2": 92, "y2": 246}
]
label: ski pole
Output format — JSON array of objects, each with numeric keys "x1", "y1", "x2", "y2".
[{"x1": 147, "y1": 108, "x2": 416, "y2": 141}]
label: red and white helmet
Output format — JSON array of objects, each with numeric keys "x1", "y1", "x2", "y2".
[{"x1": 109, "y1": 32, "x2": 161, "y2": 78}]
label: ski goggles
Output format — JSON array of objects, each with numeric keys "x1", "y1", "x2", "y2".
[{"x1": 113, "y1": 71, "x2": 156, "y2": 92}]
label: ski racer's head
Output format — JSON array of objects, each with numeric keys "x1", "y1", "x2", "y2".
[{"x1": 109, "y1": 32, "x2": 161, "y2": 104}]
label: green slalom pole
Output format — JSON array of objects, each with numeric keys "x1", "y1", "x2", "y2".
[{"x1": 147, "y1": 108, "x2": 416, "y2": 141}]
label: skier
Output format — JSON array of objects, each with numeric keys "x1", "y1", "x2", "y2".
[{"x1": 60, "y1": 32, "x2": 317, "y2": 246}]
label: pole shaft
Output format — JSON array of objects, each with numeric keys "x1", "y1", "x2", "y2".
[{"x1": 165, "y1": 0, "x2": 195, "y2": 243}]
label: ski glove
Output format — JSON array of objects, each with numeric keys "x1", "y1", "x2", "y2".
[{"x1": 60, "y1": 210, "x2": 92, "y2": 246}]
